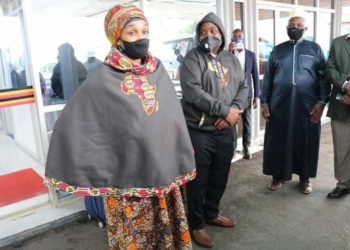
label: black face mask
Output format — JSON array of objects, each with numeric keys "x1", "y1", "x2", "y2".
[
  {"x1": 199, "y1": 36, "x2": 221, "y2": 53},
  {"x1": 121, "y1": 38, "x2": 150, "y2": 59},
  {"x1": 287, "y1": 27, "x2": 305, "y2": 41}
]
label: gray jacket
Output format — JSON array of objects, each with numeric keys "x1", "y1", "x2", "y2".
[{"x1": 180, "y1": 12, "x2": 248, "y2": 131}]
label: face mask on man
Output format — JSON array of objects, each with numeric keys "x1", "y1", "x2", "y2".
[
  {"x1": 199, "y1": 36, "x2": 222, "y2": 53},
  {"x1": 287, "y1": 27, "x2": 305, "y2": 41},
  {"x1": 121, "y1": 38, "x2": 150, "y2": 59}
]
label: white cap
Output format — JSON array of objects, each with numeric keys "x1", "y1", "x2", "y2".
[
  {"x1": 289, "y1": 8, "x2": 308, "y2": 18},
  {"x1": 87, "y1": 47, "x2": 95, "y2": 58}
]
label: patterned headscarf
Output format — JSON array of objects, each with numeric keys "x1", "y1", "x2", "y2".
[{"x1": 104, "y1": 4, "x2": 147, "y2": 47}]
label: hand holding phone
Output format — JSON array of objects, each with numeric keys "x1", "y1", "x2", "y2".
[{"x1": 230, "y1": 38, "x2": 243, "y2": 51}]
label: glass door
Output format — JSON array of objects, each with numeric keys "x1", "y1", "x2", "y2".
[{"x1": 0, "y1": 0, "x2": 48, "y2": 218}]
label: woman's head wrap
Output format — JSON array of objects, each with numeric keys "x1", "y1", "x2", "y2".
[{"x1": 104, "y1": 4, "x2": 147, "y2": 46}]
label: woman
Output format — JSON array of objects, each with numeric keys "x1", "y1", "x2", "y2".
[{"x1": 45, "y1": 4, "x2": 196, "y2": 249}]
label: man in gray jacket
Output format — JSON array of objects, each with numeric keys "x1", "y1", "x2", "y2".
[{"x1": 180, "y1": 12, "x2": 248, "y2": 248}]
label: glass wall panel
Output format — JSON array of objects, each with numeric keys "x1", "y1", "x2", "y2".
[
  {"x1": 0, "y1": 4, "x2": 30, "y2": 90},
  {"x1": 342, "y1": 0, "x2": 350, "y2": 35},
  {"x1": 304, "y1": 11, "x2": 315, "y2": 41},
  {"x1": 298, "y1": 0, "x2": 316, "y2": 7},
  {"x1": 28, "y1": 0, "x2": 137, "y2": 106},
  {"x1": 258, "y1": 9, "x2": 274, "y2": 76},
  {"x1": 234, "y1": 2, "x2": 244, "y2": 31},
  {"x1": 0, "y1": 0, "x2": 47, "y2": 213},
  {"x1": 317, "y1": 12, "x2": 332, "y2": 58},
  {"x1": 258, "y1": 9, "x2": 275, "y2": 131},
  {"x1": 28, "y1": 0, "x2": 137, "y2": 200},
  {"x1": 145, "y1": 0, "x2": 216, "y2": 84},
  {"x1": 276, "y1": 11, "x2": 291, "y2": 45},
  {"x1": 319, "y1": 0, "x2": 334, "y2": 9},
  {"x1": 44, "y1": 110, "x2": 62, "y2": 142},
  {"x1": 265, "y1": 0, "x2": 293, "y2": 3}
]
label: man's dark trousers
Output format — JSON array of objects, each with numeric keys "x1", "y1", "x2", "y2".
[
  {"x1": 186, "y1": 127, "x2": 234, "y2": 230},
  {"x1": 242, "y1": 97, "x2": 252, "y2": 152}
]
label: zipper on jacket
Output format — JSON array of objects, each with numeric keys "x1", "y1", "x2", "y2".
[
  {"x1": 199, "y1": 113, "x2": 206, "y2": 127},
  {"x1": 292, "y1": 44, "x2": 296, "y2": 86}
]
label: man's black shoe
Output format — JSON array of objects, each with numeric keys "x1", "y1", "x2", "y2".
[
  {"x1": 327, "y1": 187, "x2": 350, "y2": 199},
  {"x1": 243, "y1": 149, "x2": 252, "y2": 160}
]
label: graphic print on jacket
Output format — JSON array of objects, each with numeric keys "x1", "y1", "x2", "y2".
[{"x1": 207, "y1": 58, "x2": 229, "y2": 87}]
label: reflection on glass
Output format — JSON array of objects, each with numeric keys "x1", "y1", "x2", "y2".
[
  {"x1": 317, "y1": 12, "x2": 332, "y2": 58},
  {"x1": 319, "y1": 0, "x2": 334, "y2": 8},
  {"x1": 145, "y1": 0, "x2": 216, "y2": 83},
  {"x1": 265, "y1": 0, "x2": 293, "y2": 3},
  {"x1": 259, "y1": 79, "x2": 266, "y2": 130},
  {"x1": 0, "y1": 10, "x2": 30, "y2": 90},
  {"x1": 304, "y1": 11, "x2": 315, "y2": 42},
  {"x1": 234, "y1": 2, "x2": 243, "y2": 31},
  {"x1": 50, "y1": 43, "x2": 87, "y2": 102},
  {"x1": 276, "y1": 11, "x2": 291, "y2": 45},
  {"x1": 28, "y1": 4, "x2": 111, "y2": 106},
  {"x1": 341, "y1": 2, "x2": 350, "y2": 35},
  {"x1": 162, "y1": 38, "x2": 195, "y2": 87},
  {"x1": 258, "y1": 9, "x2": 274, "y2": 75},
  {"x1": 45, "y1": 110, "x2": 62, "y2": 142},
  {"x1": 298, "y1": 0, "x2": 315, "y2": 6}
]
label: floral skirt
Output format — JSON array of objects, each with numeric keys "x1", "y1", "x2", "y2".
[{"x1": 104, "y1": 186, "x2": 192, "y2": 250}]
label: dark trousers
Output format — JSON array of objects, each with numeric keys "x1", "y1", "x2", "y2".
[
  {"x1": 187, "y1": 127, "x2": 234, "y2": 230},
  {"x1": 233, "y1": 98, "x2": 252, "y2": 152},
  {"x1": 242, "y1": 97, "x2": 252, "y2": 151}
]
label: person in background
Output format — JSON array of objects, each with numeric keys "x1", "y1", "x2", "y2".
[
  {"x1": 51, "y1": 43, "x2": 87, "y2": 99},
  {"x1": 84, "y1": 48, "x2": 102, "y2": 74},
  {"x1": 45, "y1": 4, "x2": 196, "y2": 249},
  {"x1": 180, "y1": 12, "x2": 248, "y2": 248},
  {"x1": 10, "y1": 64, "x2": 27, "y2": 88},
  {"x1": 229, "y1": 29, "x2": 260, "y2": 159},
  {"x1": 325, "y1": 34, "x2": 350, "y2": 199},
  {"x1": 39, "y1": 72, "x2": 46, "y2": 96},
  {"x1": 260, "y1": 15, "x2": 329, "y2": 194}
]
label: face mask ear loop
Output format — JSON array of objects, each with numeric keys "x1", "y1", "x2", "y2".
[{"x1": 116, "y1": 44, "x2": 124, "y2": 53}]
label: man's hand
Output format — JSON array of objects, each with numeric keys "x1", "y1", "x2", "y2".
[
  {"x1": 214, "y1": 118, "x2": 231, "y2": 130},
  {"x1": 341, "y1": 94, "x2": 350, "y2": 105},
  {"x1": 310, "y1": 102, "x2": 325, "y2": 123},
  {"x1": 261, "y1": 105, "x2": 270, "y2": 121},
  {"x1": 252, "y1": 97, "x2": 259, "y2": 109},
  {"x1": 225, "y1": 108, "x2": 241, "y2": 126},
  {"x1": 344, "y1": 82, "x2": 350, "y2": 96},
  {"x1": 228, "y1": 43, "x2": 237, "y2": 52}
]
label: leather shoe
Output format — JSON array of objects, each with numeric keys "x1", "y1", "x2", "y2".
[
  {"x1": 327, "y1": 187, "x2": 350, "y2": 199},
  {"x1": 243, "y1": 148, "x2": 252, "y2": 160},
  {"x1": 191, "y1": 229, "x2": 214, "y2": 248},
  {"x1": 299, "y1": 181, "x2": 312, "y2": 194},
  {"x1": 206, "y1": 215, "x2": 236, "y2": 227},
  {"x1": 243, "y1": 152, "x2": 252, "y2": 160},
  {"x1": 268, "y1": 179, "x2": 284, "y2": 191}
]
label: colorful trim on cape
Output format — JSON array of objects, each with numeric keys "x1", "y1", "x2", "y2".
[{"x1": 45, "y1": 169, "x2": 196, "y2": 198}]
